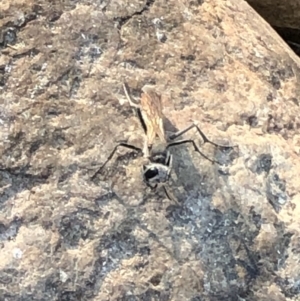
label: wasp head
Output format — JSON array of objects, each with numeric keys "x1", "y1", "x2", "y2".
[{"x1": 142, "y1": 150, "x2": 172, "y2": 188}]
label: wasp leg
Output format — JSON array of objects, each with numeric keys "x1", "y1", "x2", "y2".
[
  {"x1": 163, "y1": 185, "x2": 179, "y2": 205},
  {"x1": 167, "y1": 139, "x2": 224, "y2": 165},
  {"x1": 168, "y1": 122, "x2": 237, "y2": 150},
  {"x1": 91, "y1": 143, "x2": 142, "y2": 180},
  {"x1": 166, "y1": 153, "x2": 173, "y2": 177}
]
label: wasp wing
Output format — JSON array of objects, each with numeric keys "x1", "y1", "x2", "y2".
[{"x1": 140, "y1": 87, "x2": 166, "y2": 146}]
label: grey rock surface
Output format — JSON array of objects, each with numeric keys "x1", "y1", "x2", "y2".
[{"x1": 1, "y1": 0, "x2": 300, "y2": 300}]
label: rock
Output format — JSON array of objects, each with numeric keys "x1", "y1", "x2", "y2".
[{"x1": 1, "y1": 0, "x2": 300, "y2": 300}]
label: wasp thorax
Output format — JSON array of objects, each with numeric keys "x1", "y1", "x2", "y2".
[
  {"x1": 150, "y1": 152, "x2": 168, "y2": 164},
  {"x1": 149, "y1": 144, "x2": 169, "y2": 164}
]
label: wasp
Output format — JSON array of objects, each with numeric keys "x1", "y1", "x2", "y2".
[{"x1": 91, "y1": 83, "x2": 235, "y2": 199}]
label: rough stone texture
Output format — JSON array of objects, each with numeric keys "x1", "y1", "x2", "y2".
[
  {"x1": 247, "y1": 0, "x2": 300, "y2": 29},
  {"x1": 1, "y1": 0, "x2": 300, "y2": 300}
]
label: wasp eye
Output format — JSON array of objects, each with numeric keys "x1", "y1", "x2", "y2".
[{"x1": 144, "y1": 167, "x2": 159, "y2": 180}]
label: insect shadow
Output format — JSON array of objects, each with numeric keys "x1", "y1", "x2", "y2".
[{"x1": 91, "y1": 83, "x2": 238, "y2": 202}]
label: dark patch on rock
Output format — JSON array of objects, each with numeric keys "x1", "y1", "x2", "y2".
[
  {"x1": 59, "y1": 213, "x2": 91, "y2": 247},
  {"x1": 253, "y1": 153, "x2": 273, "y2": 174},
  {"x1": 180, "y1": 54, "x2": 196, "y2": 62},
  {"x1": 267, "y1": 92, "x2": 274, "y2": 101},
  {"x1": 277, "y1": 276, "x2": 300, "y2": 298},
  {"x1": 137, "y1": 288, "x2": 170, "y2": 301},
  {"x1": 0, "y1": 27, "x2": 17, "y2": 48},
  {"x1": 247, "y1": 115, "x2": 259, "y2": 127},
  {"x1": 113, "y1": 0, "x2": 156, "y2": 30},
  {"x1": 266, "y1": 173, "x2": 287, "y2": 213},
  {"x1": 270, "y1": 75, "x2": 281, "y2": 89},
  {"x1": 0, "y1": 217, "x2": 22, "y2": 241}
]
